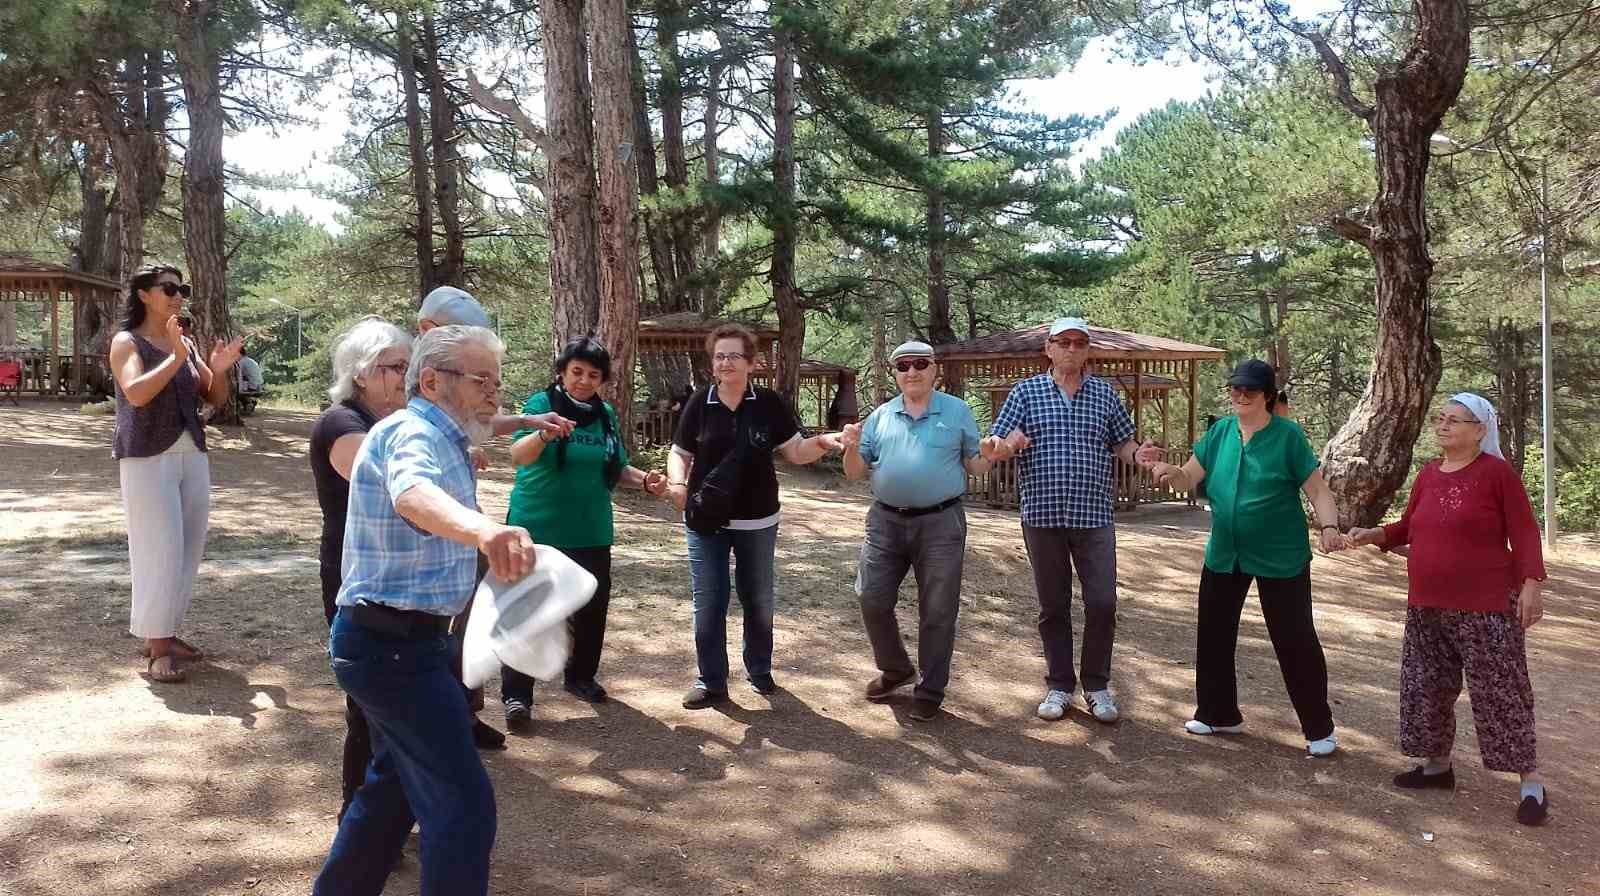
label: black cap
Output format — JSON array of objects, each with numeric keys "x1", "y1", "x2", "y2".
[{"x1": 1226, "y1": 359, "x2": 1276, "y2": 392}]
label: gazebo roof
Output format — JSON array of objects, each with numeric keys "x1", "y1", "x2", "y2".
[
  {"x1": 638, "y1": 311, "x2": 780, "y2": 340},
  {"x1": 934, "y1": 323, "x2": 1226, "y2": 362},
  {"x1": 0, "y1": 255, "x2": 122, "y2": 292}
]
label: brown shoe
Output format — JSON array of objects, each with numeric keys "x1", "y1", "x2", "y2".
[
  {"x1": 865, "y1": 669, "x2": 916, "y2": 702},
  {"x1": 908, "y1": 698, "x2": 941, "y2": 722}
]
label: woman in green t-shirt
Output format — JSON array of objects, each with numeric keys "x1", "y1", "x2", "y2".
[
  {"x1": 500, "y1": 336, "x2": 669, "y2": 729},
  {"x1": 1144, "y1": 359, "x2": 1350, "y2": 757}
]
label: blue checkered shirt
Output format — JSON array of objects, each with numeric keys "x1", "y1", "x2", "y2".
[
  {"x1": 991, "y1": 373, "x2": 1136, "y2": 528},
  {"x1": 336, "y1": 397, "x2": 479, "y2": 616}
]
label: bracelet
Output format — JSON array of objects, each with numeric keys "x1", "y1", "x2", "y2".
[
  {"x1": 668, "y1": 480, "x2": 687, "y2": 487},
  {"x1": 1321, "y1": 524, "x2": 1339, "y2": 532},
  {"x1": 538, "y1": 429, "x2": 553, "y2": 443}
]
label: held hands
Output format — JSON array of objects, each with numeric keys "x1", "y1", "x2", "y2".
[
  {"x1": 979, "y1": 431, "x2": 1030, "y2": 462},
  {"x1": 815, "y1": 431, "x2": 845, "y2": 454},
  {"x1": 209, "y1": 336, "x2": 244, "y2": 374},
  {"x1": 1148, "y1": 461, "x2": 1183, "y2": 488},
  {"x1": 1135, "y1": 440, "x2": 1166, "y2": 468},
  {"x1": 1346, "y1": 526, "x2": 1385, "y2": 548},
  {"x1": 1316, "y1": 527, "x2": 1350, "y2": 554},
  {"x1": 526, "y1": 412, "x2": 577, "y2": 440},
  {"x1": 643, "y1": 469, "x2": 669, "y2": 497},
  {"x1": 478, "y1": 523, "x2": 537, "y2": 582},
  {"x1": 839, "y1": 422, "x2": 863, "y2": 451}
]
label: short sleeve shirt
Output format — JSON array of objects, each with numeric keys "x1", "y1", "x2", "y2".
[
  {"x1": 858, "y1": 391, "x2": 980, "y2": 508},
  {"x1": 672, "y1": 384, "x2": 802, "y2": 526},
  {"x1": 309, "y1": 399, "x2": 379, "y2": 557},
  {"x1": 989, "y1": 373, "x2": 1136, "y2": 528},
  {"x1": 336, "y1": 397, "x2": 480, "y2": 615},
  {"x1": 505, "y1": 390, "x2": 630, "y2": 548},
  {"x1": 1192, "y1": 415, "x2": 1319, "y2": 578}
]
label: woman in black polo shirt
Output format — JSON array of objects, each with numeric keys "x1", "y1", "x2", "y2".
[{"x1": 666, "y1": 324, "x2": 843, "y2": 708}]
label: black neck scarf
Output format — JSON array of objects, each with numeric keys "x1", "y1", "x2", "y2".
[{"x1": 545, "y1": 382, "x2": 624, "y2": 489}]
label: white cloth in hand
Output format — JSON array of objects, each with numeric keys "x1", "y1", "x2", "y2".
[{"x1": 461, "y1": 546, "x2": 597, "y2": 689}]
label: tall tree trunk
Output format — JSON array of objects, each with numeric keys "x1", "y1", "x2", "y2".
[
  {"x1": 88, "y1": 51, "x2": 168, "y2": 283},
  {"x1": 1315, "y1": 1, "x2": 1469, "y2": 525},
  {"x1": 397, "y1": 19, "x2": 437, "y2": 299},
  {"x1": 170, "y1": 0, "x2": 237, "y2": 422},
  {"x1": 771, "y1": 17, "x2": 803, "y2": 409},
  {"x1": 925, "y1": 109, "x2": 956, "y2": 345},
  {"x1": 630, "y1": 22, "x2": 677, "y2": 312},
  {"x1": 544, "y1": 0, "x2": 602, "y2": 348},
  {"x1": 655, "y1": 1, "x2": 697, "y2": 296},
  {"x1": 700, "y1": 55, "x2": 726, "y2": 314},
  {"x1": 592, "y1": 0, "x2": 642, "y2": 447},
  {"x1": 422, "y1": 11, "x2": 465, "y2": 288}
]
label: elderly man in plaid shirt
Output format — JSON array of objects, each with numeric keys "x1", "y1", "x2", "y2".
[
  {"x1": 981, "y1": 317, "x2": 1156, "y2": 724},
  {"x1": 313, "y1": 325, "x2": 566, "y2": 896}
]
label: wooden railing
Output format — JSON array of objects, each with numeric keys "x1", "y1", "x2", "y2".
[
  {"x1": 966, "y1": 446, "x2": 1195, "y2": 511},
  {"x1": 636, "y1": 407, "x2": 678, "y2": 446}
]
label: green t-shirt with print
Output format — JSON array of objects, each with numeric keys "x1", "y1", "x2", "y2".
[
  {"x1": 1193, "y1": 414, "x2": 1319, "y2": 578},
  {"x1": 505, "y1": 390, "x2": 629, "y2": 548}
]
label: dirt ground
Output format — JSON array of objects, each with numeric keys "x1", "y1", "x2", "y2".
[{"x1": 1, "y1": 403, "x2": 1597, "y2": 896}]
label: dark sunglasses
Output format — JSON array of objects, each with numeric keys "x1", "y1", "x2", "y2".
[
  {"x1": 893, "y1": 358, "x2": 933, "y2": 373},
  {"x1": 153, "y1": 282, "x2": 192, "y2": 298}
]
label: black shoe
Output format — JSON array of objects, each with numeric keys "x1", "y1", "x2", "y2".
[
  {"x1": 564, "y1": 679, "x2": 608, "y2": 703},
  {"x1": 865, "y1": 669, "x2": 916, "y2": 702},
  {"x1": 472, "y1": 717, "x2": 507, "y2": 750},
  {"x1": 504, "y1": 699, "x2": 533, "y2": 732},
  {"x1": 1516, "y1": 791, "x2": 1550, "y2": 826},
  {"x1": 682, "y1": 685, "x2": 729, "y2": 710},
  {"x1": 1393, "y1": 766, "x2": 1455, "y2": 790},
  {"x1": 749, "y1": 674, "x2": 778, "y2": 696},
  {"x1": 908, "y1": 698, "x2": 941, "y2": 722}
]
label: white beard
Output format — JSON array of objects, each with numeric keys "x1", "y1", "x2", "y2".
[{"x1": 463, "y1": 418, "x2": 495, "y2": 446}]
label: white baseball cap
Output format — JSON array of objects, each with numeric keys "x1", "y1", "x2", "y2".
[
  {"x1": 419, "y1": 286, "x2": 492, "y2": 329},
  {"x1": 1048, "y1": 317, "x2": 1090, "y2": 337}
]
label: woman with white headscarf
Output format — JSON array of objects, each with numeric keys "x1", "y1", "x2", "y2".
[{"x1": 1349, "y1": 393, "x2": 1550, "y2": 825}]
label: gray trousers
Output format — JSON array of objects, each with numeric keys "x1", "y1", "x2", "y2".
[
  {"x1": 1022, "y1": 524, "x2": 1117, "y2": 693},
  {"x1": 855, "y1": 502, "x2": 967, "y2": 703}
]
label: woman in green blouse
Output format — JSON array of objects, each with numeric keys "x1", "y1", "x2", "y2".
[
  {"x1": 1145, "y1": 359, "x2": 1349, "y2": 757},
  {"x1": 500, "y1": 336, "x2": 668, "y2": 729}
]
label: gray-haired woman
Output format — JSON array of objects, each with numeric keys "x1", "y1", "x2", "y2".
[{"x1": 308, "y1": 317, "x2": 412, "y2": 820}]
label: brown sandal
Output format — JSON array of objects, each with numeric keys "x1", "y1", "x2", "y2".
[{"x1": 145, "y1": 654, "x2": 187, "y2": 683}]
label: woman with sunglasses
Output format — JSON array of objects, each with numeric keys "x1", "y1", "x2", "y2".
[
  {"x1": 1144, "y1": 359, "x2": 1346, "y2": 756},
  {"x1": 110, "y1": 263, "x2": 243, "y2": 683},
  {"x1": 307, "y1": 317, "x2": 413, "y2": 818},
  {"x1": 1347, "y1": 394, "x2": 1550, "y2": 825}
]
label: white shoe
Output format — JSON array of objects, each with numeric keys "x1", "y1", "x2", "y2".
[
  {"x1": 1308, "y1": 735, "x2": 1338, "y2": 757},
  {"x1": 1085, "y1": 689, "x2": 1120, "y2": 723},
  {"x1": 1184, "y1": 719, "x2": 1244, "y2": 736},
  {"x1": 1037, "y1": 689, "x2": 1071, "y2": 721}
]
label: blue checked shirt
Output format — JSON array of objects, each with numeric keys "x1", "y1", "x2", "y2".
[
  {"x1": 991, "y1": 373, "x2": 1136, "y2": 529},
  {"x1": 336, "y1": 397, "x2": 480, "y2": 616}
]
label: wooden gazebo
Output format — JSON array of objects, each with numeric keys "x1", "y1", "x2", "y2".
[
  {"x1": 0, "y1": 257, "x2": 122, "y2": 398},
  {"x1": 634, "y1": 311, "x2": 858, "y2": 442},
  {"x1": 934, "y1": 322, "x2": 1227, "y2": 509}
]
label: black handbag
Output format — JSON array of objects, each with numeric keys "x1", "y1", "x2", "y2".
[{"x1": 686, "y1": 401, "x2": 752, "y2": 534}]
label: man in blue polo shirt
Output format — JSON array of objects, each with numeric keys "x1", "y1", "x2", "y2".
[
  {"x1": 841, "y1": 341, "x2": 991, "y2": 721},
  {"x1": 981, "y1": 317, "x2": 1155, "y2": 725}
]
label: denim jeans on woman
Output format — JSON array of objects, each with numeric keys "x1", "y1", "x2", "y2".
[
  {"x1": 313, "y1": 609, "x2": 496, "y2": 896},
  {"x1": 686, "y1": 524, "x2": 779, "y2": 693}
]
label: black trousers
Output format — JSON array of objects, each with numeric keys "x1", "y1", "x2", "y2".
[
  {"x1": 501, "y1": 545, "x2": 613, "y2": 704},
  {"x1": 1194, "y1": 563, "x2": 1334, "y2": 741},
  {"x1": 320, "y1": 559, "x2": 371, "y2": 821}
]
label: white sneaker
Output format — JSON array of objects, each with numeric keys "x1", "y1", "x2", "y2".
[
  {"x1": 1308, "y1": 734, "x2": 1338, "y2": 757},
  {"x1": 1084, "y1": 689, "x2": 1120, "y2": 723},
  {"x1": 1037, "y1": 689, "x2": 1072, "y2": 721},
  {"x1": 1184, "y1": 719, "x2": 1245, "y2": 736}
]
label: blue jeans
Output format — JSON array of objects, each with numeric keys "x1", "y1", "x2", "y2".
[
  {"x1": 686, "y1": 524, "x2": 779, "y2": 692},
  {"x1": 313, "y1": 610, "x2": 497, "y2": 896}
]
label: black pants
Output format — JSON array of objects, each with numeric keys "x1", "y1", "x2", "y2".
[
  {"x1": 320, "y1": 559, "x2": 372, "y2": 821},
  {"x1": 448, "y1": 554, "x2": 491, "y2": 713},
  {"x1": 501, "y1": 545, "x2": 613, "y2": 705},
  {"x1": 1194, "y1": 563, "x2": 1334, "y2": 741}
]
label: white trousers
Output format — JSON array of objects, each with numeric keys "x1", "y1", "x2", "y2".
[{"x1": 119, "y1": 433, "x2": 210, "y2": 639}]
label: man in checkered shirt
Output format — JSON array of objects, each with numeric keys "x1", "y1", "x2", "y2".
[{"x1": 981, "y1": 317, "x2": 1156, "y2": 725}]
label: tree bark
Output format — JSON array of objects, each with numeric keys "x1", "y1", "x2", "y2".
[
  {"x1": 655, "y1": 0, "x2": 697, "y2": 295},
  {"x1": 422, "y1": 11, "x2": 465, "y2": 288},
  {"x1": 397, "y1": 19, "x2": 437, "y2": 299},
  {"x1": 700, "y1": 55, "x2": 726, "y2": 314},
  {"x1": 925, "y1": 108, "x2": 956, "y2": 345},
  {"x1": 544, "y1": 0, "x2": 602, "y2": 349},
  {"x1": 87, "y1": 51, "x2": 168, "y2": 284},
  {"x1": 170, "y1": 0, "x2": 237, "y2": 422},
  {"x1": 630, "y1": 22, "x2": 677, "y2": 313},
  {"x1": 591, "y1": 0, "x2": 642, "y2": 448},
  {"x1": 771, "y1": 18, "x2": 803, "y2": 409},
  {"x1": 1316, "y1": 0, "x2": 1470, "y2": 525}
]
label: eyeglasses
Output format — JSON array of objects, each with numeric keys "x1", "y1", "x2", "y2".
[
  {"x1": 1435, "y1": 413, "x2": 1478, "y2": 427},
  {"x1": 1227, "y1": 385, "x2": 1263, "y2": 397},
  {"x1": 893, "y1": 358, "x2": 933, "y2": 373},
  {"x1": 712, "y1": 352, "x2": 747, "y2": 363},
  {"x1": 374, "y1": 362, "x2": 409, "y2": 377},
  {"x1": 1049, "y1": 337, "x2": 1089, "y2": 349},
  {"x1": 434, "y1": 367, "x2": 502, "y2": 394},
  {"x1": 153, "y1": 282, "x2": 192, "y2": 298}
]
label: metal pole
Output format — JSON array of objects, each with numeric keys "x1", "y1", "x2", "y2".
[{"x1": 1539, "y1": 158, "x2": 1555, "y2": 546}]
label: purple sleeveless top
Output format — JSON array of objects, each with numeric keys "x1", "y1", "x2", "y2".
[{"x1": 112, "y1": 333, "x2": 208, "y2": 459}]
